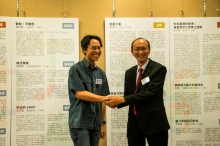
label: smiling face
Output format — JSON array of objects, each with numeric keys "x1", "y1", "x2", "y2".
[
  {"x1": 131, "y1": 38, "x2": 151, "y2": 67},
  {"x1": 84, "y1": 38, "x2": 102, "y2": 67}
]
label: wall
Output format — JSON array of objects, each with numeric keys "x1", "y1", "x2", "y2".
[{"x1": 1, "y1": 0, "x2": 220, "y2": 145}]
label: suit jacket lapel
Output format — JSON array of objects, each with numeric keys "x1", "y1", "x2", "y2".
[
  {"x1": 132, "y1": 66, "x2": 138, "y2": 92},
  {"x1": 143, "y1": 59, "x2": 153, "y2": 77}
]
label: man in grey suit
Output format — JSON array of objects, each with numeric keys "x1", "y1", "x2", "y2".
[{"x1": 103, "y1": 38, "x2": 170, "y2": 146}]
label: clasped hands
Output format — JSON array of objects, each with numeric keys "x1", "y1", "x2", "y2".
[{"x1": 102, "y1": 95, "x2": 125, "y2": 108}]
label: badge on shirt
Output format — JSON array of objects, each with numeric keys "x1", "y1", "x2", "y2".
[
  {"x1": 141, "y1": 76, "x2": 150, "y2": 85},
  {"x1": 96, "y1": 79, "x2": 102, "y2": 85}
]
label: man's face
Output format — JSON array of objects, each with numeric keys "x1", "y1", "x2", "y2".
[
  {"x1": 84, "y1": 38, "x2": 102, "y2": 64},
  {"x1": 131, "y1": 39, "x2": 150, "y2": 65}
]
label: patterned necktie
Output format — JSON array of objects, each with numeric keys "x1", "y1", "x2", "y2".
[{"x1": 133, "y1": 67, "x2": 143, "y2": 115}]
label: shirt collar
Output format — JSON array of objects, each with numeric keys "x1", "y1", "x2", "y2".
[
  {"x1": 137, "y1": 59, "x2": 149, "y2": 72},
  {"x1": 83, "y1": 57, "x2": 97, "y2": 69}
]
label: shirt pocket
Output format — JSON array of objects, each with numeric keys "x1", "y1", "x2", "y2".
[{"x1": 81, "y1": 76, "x2": 92, "y2": 92}]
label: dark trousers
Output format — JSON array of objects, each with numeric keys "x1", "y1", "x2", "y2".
[
  {"x1": 69, "y1": 128, "x2": 100, "y2": 146},
  {"x1": 127, "y1": 115, "x2": 168, "y2": 146}
]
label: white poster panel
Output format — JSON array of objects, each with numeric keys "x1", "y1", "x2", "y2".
[
  {"x1": 170, "y1": 18, "x2": 220, "y2": 146},
  {"x1": 10, "y1": 18, "x2": 79, "y2": 146},
  {"x1": 105, "y1": 18, "x2": 171, "y2": 146},
  {"x1": 0, "y1": 17, "x2": 11, "y2": 146}
]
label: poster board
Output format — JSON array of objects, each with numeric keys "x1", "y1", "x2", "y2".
[
  {"x1": 105, "y1": 17, "x2": 220, "y2": 146},
  {"x1": 0, "y1": 17, "x2": 79, "y2": 146}
]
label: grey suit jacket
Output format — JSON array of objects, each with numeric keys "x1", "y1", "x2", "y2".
[{"x1": 118, "y1": 58, "x2": 170, "y2": 136}]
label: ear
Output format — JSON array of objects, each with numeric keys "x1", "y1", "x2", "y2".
[{"x1": 131, "y1": 49, "x2": 134, "y2": 56}]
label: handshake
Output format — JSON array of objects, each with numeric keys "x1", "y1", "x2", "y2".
[{"x1": 102, "y1": 95, "x2": 125, "y2": 108}]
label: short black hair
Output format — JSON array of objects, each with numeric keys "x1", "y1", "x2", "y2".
[
  {"x1": 131, "y1": 37, "x2": 150, "y2": 49},
  {"x1": 81, "y1": 35, "x2": 103, "y2": 55}
]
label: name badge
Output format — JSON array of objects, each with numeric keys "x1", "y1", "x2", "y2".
[
  {"x1": 96, "y1": 79, "x2": 102, "y2": 85},
  {"x1": 141, "y1": 76, "x2": 150, "y2": 85}
]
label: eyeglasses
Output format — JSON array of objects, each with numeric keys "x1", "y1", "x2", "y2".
[
  {"x1": 90, "y1": 46, "x2": 102, "y2": 51},
  {"x1": 132, "y1": 47, "x2": 149, "y2": 52}
]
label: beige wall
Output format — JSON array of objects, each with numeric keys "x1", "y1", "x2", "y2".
[{"x1": 1, "y1": 0, "x2": 220, "y2": 145}]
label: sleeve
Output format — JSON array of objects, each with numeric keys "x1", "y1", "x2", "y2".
[{"x1": 68, "y1": 66, "x2": 85, "y2": 92}]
